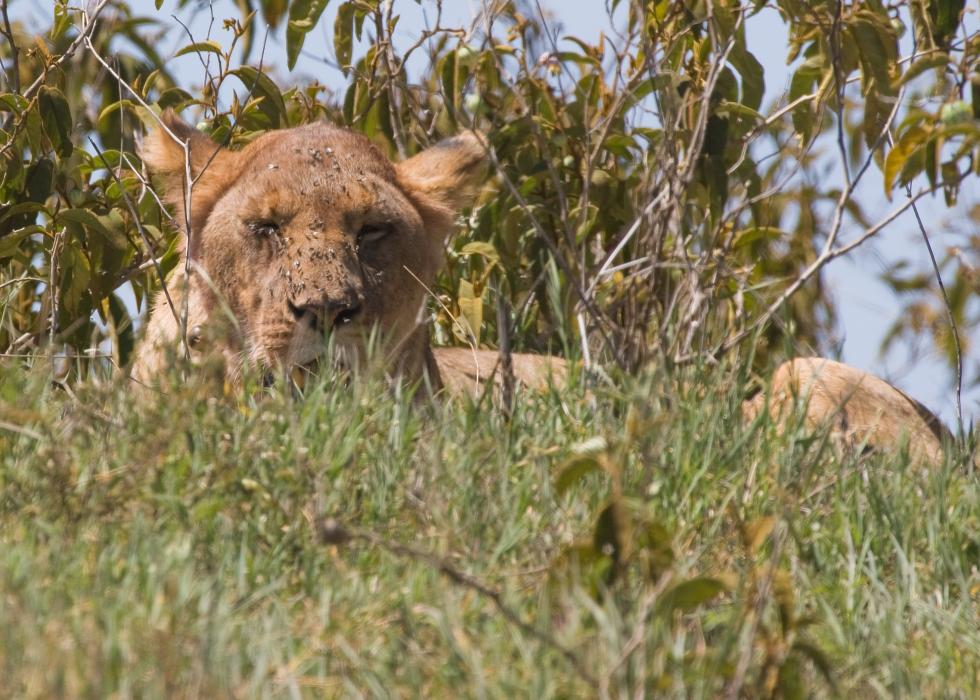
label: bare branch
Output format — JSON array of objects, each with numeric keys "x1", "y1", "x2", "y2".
[{"x1": 316, "y1": 517, "x2": 598, "y2": 690}]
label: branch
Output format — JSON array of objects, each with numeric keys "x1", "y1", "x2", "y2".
[
  {"x1": 20, "y1": 0, "x2": 112, "y2": 102},
  {"x1": 87, "y1": 136, "x2": 180, "y2": 330},
  {"x1": 906, "y1": 186, "x2": 964, "y2": 438},
  {"x1": 0, "y1": 0, "x2": 21, "y2": 94},
  {"x1": 316, "y1": 517, "x2": 599, "y2": 690},
  {"x1": 707, "y1": 179, "x2": 963, "y2": 359}
]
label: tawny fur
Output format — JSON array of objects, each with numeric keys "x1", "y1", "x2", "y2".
[
  {"x1": 135, "y1": 112, "x2": 505, "y2": 392},
  {"x1": 742, "y1": 357, "x2": 947, "y2": 465},
  {"x1": 134, "y1": 114, "x2": 951, "y2": 465}
]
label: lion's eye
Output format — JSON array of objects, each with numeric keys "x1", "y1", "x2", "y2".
[
  {"x1": 248, "y1": 220, "x2": 280, "y2": 237},
  {"x1": 357, "y1": 223, "x2": 391, "y2": 245}
]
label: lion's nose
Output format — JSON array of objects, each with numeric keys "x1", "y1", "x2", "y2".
[{"x1": 288, "y1": 296, "x2": 362, "y2": 332}]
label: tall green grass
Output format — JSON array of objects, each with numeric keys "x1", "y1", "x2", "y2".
[{"x1": 0, "y1": 358, "x2": 976, "y2": 698}]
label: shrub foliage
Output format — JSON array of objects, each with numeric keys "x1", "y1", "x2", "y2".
[{"x1": 0, "y1": 0, "x2": 977, "y2": 378}]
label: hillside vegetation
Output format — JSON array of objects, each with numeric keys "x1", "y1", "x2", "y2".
[
  {"x1": 1, "y1": 0, "x2": 979, "y2": 696},
  {"x1": 1, "y1": 360, "x2": 978, "y2": 697}
]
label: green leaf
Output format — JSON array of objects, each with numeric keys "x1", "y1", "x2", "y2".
[
  {"x1": 362, "y1": 88, "x2": 394, "y2": 144},
  {"x1": 593, "y1": 501, "x2": 628, "y2": 572},
  {"x1": 657, "y1": 577, "x2": 726, "y2": 613},
  {"x1": 440, "y1": 49, "x2": 459, "y2": 122},
  {"x1": 174, "y1": 40, "x2": 224, "y2": 58},
  {"x1": 0, "y1": 92, "x2": 29, "y2": 114},
  {"x1": 717, "y1": 100, "x2": 764, "y2": 123},
  {"x1": 286, "y1": 0, "x2": 329, "y2": 70},
  {"x1": 0, "y1": 203, "x2": 47, "y2": 231},
  {"x1": 455, "y1": 278, "x2": 482, "y2": 344},
  {"x1": 728, "y1": 39, "x2": 765, "y2": 111},
  {"x1": 973, "y1": 74, "x2": 980, "y2": 120},
  {"x1": 97, "y1": 99, "x2": 139, "y2": 128},
  {"x1": 60, "y1": 243, "x2": 92, "y2": 316},
  {"x1": 24, "y1": 158, "x2": 54, "y2": 205},
  {"x1": 850, "y1": 15, "x2": 898, "y2": 97},
  {"x1": 229, "y1": 66, "x2": 287, "y2": 127},
  {"x1": 929, "y1": 0, "x2": 966, "y2": 47},
  {"x1": 37, "y1": 86, "x2": 72, "y2": 157},
  {"x1": 108, "y1": 293, "x2": 135, "y2": 366},
  {"x1": 638, "y1": 522, "x2": 674, "y2": 583},
  {"x1": 157, "y1": 87, "x2": 194, "y2": 111},
  {"x1": 896, "y1": 51, "x2": 948, "y2": 87},
  {"x1": 58, "y1": 209, "x2": 127, "y2": 250},
  {"x1": 261, "y1": 0, "x2": 289, "y2": 28},
  {"x1": 334, "y1": 2, "x2": 355, "y2": 76},
  {"x1": 788, "y1": 63, "x2": 821, "y2": 140},
  {"x1": 884, "y1": 125, "x2": 930, "y2": 194},
  {"x1": 555, "y1": 456, "x2": 602, "y2": 495},
  {"x1": 459, "y1": 241, "x2": 500, "y2": 267},
  {"x1": 733, "y1": 226, "x2": 786, "y2": 248},
  {"x1": 0, "y1": 228, "x2": 39, "y2": 259}
]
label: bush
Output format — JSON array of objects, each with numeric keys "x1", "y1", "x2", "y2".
[{"x1": 0, "y1": 0, "x2": 977, "y2": 381}]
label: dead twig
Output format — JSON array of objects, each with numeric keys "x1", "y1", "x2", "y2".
[
  {"x1": 316, "y1": 517, "x2": 598, "y2": 689},
  {"x1": 0, "y1": 0, "x2": 21, "y2": 94},
  {"x1": 87, "y1": 136, "x2": 181, "y2": 331},
  {"x1": 905, "y1": 184, "x2": 964, "y2": 439}
]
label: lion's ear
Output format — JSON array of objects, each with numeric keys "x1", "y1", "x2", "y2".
[
  {"x1": 396, "y1": 132, "x2": 488, "y2": 234},
  {"x1": 141, "y1": 110, "x2": 239, "y2": 236}
]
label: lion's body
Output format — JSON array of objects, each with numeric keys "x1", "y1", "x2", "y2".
[
  {"x1": 743, "y1": 357, "x2": 948, "y2": 464},
  {"x1": 134, "y1": 115, "x2": 953, "y2": 465}
]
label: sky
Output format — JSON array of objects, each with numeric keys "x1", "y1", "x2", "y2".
[{"x1": 12, "y1": 0, "x2": 978, "y2": 425}]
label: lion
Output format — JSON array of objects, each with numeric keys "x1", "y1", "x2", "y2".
[
  {"x1": 132, "y1": 112, "x2": 564, "y2": 395},
  {"x1": 132, "y1": 113, "x2": 951, "y2": 465}
]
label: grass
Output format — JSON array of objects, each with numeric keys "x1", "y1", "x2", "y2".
[{"x1": 0, "y1": 356, "x2": 977, "y2": 698}]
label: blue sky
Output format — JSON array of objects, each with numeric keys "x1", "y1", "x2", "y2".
[{"x1": 15, "y1": 0, "x2": 978, "y2": 425}]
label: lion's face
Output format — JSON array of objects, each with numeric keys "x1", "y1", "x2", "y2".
[
  {"x1": 142, "y1": 115, "x2": 485, "y2": 373},
  {"x1": 195, "y1": 124, "x2": 441, "y2": 369}
]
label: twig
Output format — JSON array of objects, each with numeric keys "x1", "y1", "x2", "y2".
[
  {"x1": 696, "y1": 79, "x2": 915, "y2": 361},
  {"x1": 0, "y1": 276, "x2": 44, "y2": 292},
  {"x1": 87, "y1": 136, "x2": 180, "y2": 329},
  {"x1": 316, "y1": 518, "x2": 598, "y2": 689},
  {"x1": 47, "y1": 228, "x2": 64, "y2": 346},
  {"x1": 906, "y1": 185, "x2": 964, "y2": 438},
  {"x1": 0, "y1": 0, "x2": 111, "y2": 157},
  {"x1": 18, "y1": 0, "x2": 111, "y2": 103},
  {"x1": 0, "y1": 0, "x2": 21, "y2": 94},
  {"x1": 0, "y1": 419, "x2": 41, "y2": 441},
  {"x1": 0, "y1": 351, "x2": 112, "y2": 359},
  {"x1": 401, "y1": 264, "x2": 481, "y2": 386},
  {"x1": 171, "y1": 12, "x2": 220, "y2": 116},
  {"x1": 82, "y1": 29, "x2": 197, "y2": 359},
  {"x1": 10, "y1": 314, "x2": 89, "y2": 353},
  {"x1": 495, "y1": 285, "x2": 515, "y2": 415},
  {"x1": 830, "y1": 1, "x2": 851, "y2": 187},
  {"x1": 704, "y1": 179, "x2": 959, "y2": 359}
]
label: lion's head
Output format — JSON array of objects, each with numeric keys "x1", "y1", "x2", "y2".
[{"x1": 137, "y1": 113, "x2": 486, "y2": 381}]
